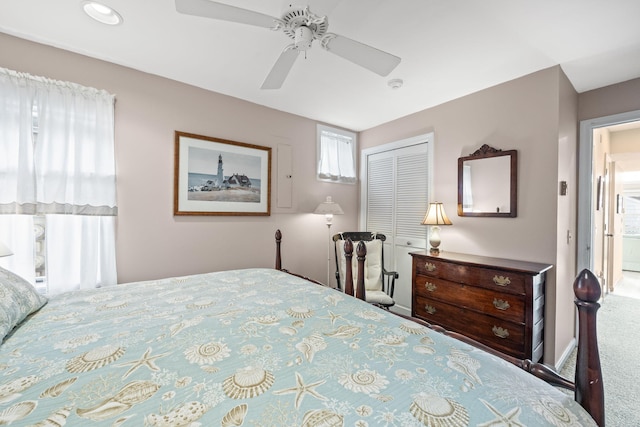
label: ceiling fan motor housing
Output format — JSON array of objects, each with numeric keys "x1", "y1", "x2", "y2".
[{"x1": 281, "y1": 6, "x2": 328, "y2": 51}]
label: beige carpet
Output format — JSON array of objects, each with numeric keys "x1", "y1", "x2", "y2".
[{"x1": 560, "y1": 293, "x2": 640, "y2": 427}]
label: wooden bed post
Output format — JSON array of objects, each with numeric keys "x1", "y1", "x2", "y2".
[
  {"x1": 343, "y1": 239, "x2": 354, "y2": 296},
  {"x1": 574, "y1": 269, "x2": 604, "y2": 426},
  {"x1": 275, "y1": 229, "x2": 282, "y2": 270},
  {"x1": 355, "y1": 240, "x2": 366, "y2": 301}
]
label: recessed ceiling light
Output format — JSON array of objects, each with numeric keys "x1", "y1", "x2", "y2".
[{"x1": 82, "y1": 1, "x2": 123, "y2": 25}]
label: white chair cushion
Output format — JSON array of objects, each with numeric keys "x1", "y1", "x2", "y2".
[
  {"x1": 336, "y1": 239, "x2": 383, "y2": 292},
  {"x1": 364, "y1": 290, "x2": 395, "y2": 306}
]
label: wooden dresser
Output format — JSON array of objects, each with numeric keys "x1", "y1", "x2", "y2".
[{"x1": 411, "y1": 251, "x2": 552, "y2": 362}]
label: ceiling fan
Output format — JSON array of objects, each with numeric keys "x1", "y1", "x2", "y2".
[{"x1": 175, "y1": 0, "x2": 401, "y2": 89}]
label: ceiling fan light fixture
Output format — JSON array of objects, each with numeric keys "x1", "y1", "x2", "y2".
[
  {"x1": 82, "y1": 1, "x2": 123, "y2": 26},
  {"x1": 294, "y1": 26, "x2": 313, "y2": 51}
]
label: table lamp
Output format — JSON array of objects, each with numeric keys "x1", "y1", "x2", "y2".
[{"x1": 421, "y1": 202, "x2": 452, "y2": 254}]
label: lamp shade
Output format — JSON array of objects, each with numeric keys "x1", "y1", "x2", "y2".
[
  {"x1": 421, "y1": 202, "x2": 452, "y2": 226},
  {"x1": 0, "y1": 241, "x2": 13, "y2": 257},
  {"x1": 314, "y1": 196, "x2": 344, "y2": 216}
]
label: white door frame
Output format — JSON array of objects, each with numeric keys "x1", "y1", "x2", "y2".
[{"x1": 578, "y1": 109, "x2": 640, "y2": 273}]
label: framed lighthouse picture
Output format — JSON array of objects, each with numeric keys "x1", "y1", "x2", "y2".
[{"x1": 174, "y1": 131, "x2": 271, "y2": 216}]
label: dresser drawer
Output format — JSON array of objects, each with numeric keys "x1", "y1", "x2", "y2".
[
  {"x1": 414, "y1": 258, "x2": 526, "y2": 295},
  {"x1": 414, "y1": 275, "x2": 525, "y2": 324},
  {"x1": 410, "y1": 251, "x2": 551, "y2": 362},
  {"x1": 414, "y1": 295, "x2": 525, "y2": 358}
]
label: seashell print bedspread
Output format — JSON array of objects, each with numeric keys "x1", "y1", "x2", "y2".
[{"x1": 0, "y1": 268, "x2": 596, "y2": 426}]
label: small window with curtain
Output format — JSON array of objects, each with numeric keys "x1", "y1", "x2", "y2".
[{"x1": 317, "y1": 124, "x2": 357, "y2": 184}]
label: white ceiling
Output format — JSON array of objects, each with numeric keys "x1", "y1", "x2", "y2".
[{"x1": 1, "y1": 0, "x2": 640, "y2": 131}]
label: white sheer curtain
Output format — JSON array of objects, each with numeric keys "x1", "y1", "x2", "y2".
[
  {"x1": 0, "y1": 216, "x2": 35, "y2": 284},
  {"x1": 45, "y1": 215, "x2": 117, "y2": 294},
  {"x1": 318, "y1": 129, "x2": 356, "y2": 183},
  {"x1": 0, "y1": 67, "x2": 117, "y2": 294}
]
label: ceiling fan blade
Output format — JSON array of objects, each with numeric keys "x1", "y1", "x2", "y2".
[
  {"x1": 322, "y1": 34, "x2": 401, "y2": 77},
  {"x1": 175, "y1": 0, "x2": 279, "y2": 28},
  {"x1": 261, "y1": 46, "x2": 299, "y2": 90}
]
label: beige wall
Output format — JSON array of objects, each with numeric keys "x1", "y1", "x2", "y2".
[
  {"x1": 579, "y1": 77, "x2": 640, "y2": 121},
  {"x1": 361, "y1": 66, "x2": 576, "y2": 365},
  {"x1": 611, "y1": 128, "x2": 640, "y2": 152},
  {"x1": 0, "y1": 32, "x2": 359, "y2": 286}
]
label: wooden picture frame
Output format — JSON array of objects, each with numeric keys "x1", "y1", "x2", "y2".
[{"x1": 174, "y1": 131, "x2": 271, "y2": 216}]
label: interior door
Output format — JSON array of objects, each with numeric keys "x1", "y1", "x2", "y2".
[
  {"x1": 361, "y1": 136, "x2": 431, "y2": 316},
  {"x1": 606, "y1": 159, "x2": 625, "y2": 291}
]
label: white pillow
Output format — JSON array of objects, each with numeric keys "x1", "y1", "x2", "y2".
[
  {"x1": 336, "y1": 239, "x2": 383, "y2": 292},
  {"x1": 0, "y1": 266, "x2": 48, "y2": 342}
]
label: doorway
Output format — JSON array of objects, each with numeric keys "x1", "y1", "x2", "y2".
[
  {"x1": 578, "y1": 109, "x2": 640, "y2": 285},
  {"x1": 577, "y1": 111, "x2": 640, "y2": 426}
]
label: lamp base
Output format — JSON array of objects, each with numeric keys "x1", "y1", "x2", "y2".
[{"x1": 428, "y1": 225, "x2": 442, "y2": 256}]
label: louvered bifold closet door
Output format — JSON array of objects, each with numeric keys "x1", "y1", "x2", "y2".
[
  {"x1": 365, "y1": 144, "x2": 429, "y2": 248},
  {"x1": 366, "y1": 155, "x2": 394, "y2": 237},
  {"x1": 364, "y1": 142, "x2": 430, "y2": 314},
  {"x1": 396, "y1": 150, "x2": 429, "y2": 248}
]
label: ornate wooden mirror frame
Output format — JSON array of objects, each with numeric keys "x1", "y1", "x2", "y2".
[{"x1": 457, "y1": 144, "x2": 517, "y2": 218}]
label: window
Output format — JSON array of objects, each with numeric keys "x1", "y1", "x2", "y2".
[
  {"x1": 0, "y1": 67, "x2": 117, "y2": 295},
  {"x1": 317, "y1": 124, "x2": 357, "y2": 184}
]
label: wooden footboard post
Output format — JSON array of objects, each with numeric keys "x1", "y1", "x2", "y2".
[
  {"x1": 574, "y1": 269, "x2": 604, "y2": 426},
  {"x1": 343, "y1": 239, "x2": 354, "y2": 296},
  {"x1": 355, "y1": 241, "x2": 366, "y2": 301},
  {"x1": 275, "y1": 229, "x2": 282, "y2": 270}
]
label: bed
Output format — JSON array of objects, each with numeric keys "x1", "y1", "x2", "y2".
[{"x1": 0, "y1": 230, "x2": 603, "y2": 426}]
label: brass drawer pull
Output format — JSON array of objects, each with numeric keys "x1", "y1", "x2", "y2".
[
  {"x1": 424, "y1": 262, "x2": 436, "y2": 272},
  {"x1": 424, "y1": 305, "x2": 436, "y2": 315},
  {"x1": 493, "y1": 298, "x2": 510, "y2": 311},
  {"x1": 492, "y1": 326, "x2": 509, "y2": 339},
  {"x1": 493, "y1": 275, "x2": 511, "y2": 287},
  {"x1": 424, "y1": 282, "x2": 437, "y2": 292}
]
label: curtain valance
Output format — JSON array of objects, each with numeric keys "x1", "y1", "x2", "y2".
[{"x1": 0, "y1": 67, "x2": 117, "y2": 216}]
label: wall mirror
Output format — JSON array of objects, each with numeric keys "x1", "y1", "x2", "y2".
[{"x1": 457, "y1": 144, "x2": 517, "y2": 217}]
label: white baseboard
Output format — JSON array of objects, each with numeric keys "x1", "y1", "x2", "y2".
[
  {"x1": 390, "y1": 305, "x2": 411, "y2": 317},
  {"x1": 555, "y1": 337, "x2": 577, "y2": 372}
]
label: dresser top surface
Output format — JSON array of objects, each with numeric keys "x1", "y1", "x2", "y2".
[{"x1": 410, "y1": 250, "x2": 553, "y2": 275}]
